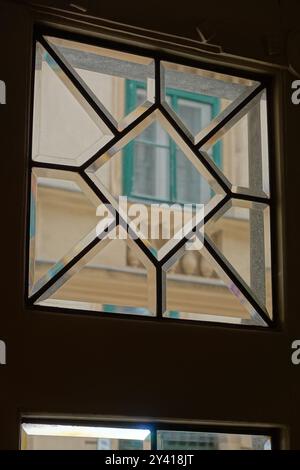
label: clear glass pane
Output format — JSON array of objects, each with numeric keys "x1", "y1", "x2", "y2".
[
  {"x1": 45, "y1": 36, "x2": 155, "y2": 131},
  {"x1": 176, "y1": 148, "x2": 212, "y2": 203},
  {"x1": 35, "y1": 228, "x2": 156, "y2": 316},
  {"x1": 201, "y1": 91, "x2": 270, "y2": 197},
  {"x1": 32, "y1": 43, "x2": 113, "y2": 166},
  {"x1": 21, "y1": 423, "x2": 151, "y2": 450},
  {"x1": 164, "y1": 235, "x2": 267, "y2": 326},
  {"x1": 161, "y1": 61, "x2": 259, "y2": 144},
  {"x1": 177, "y1": 97, "x2": 212, "y2": 134},
  {"x1": 132, "y1": 121, "x2": 171, "y2": 200},
  {"x1": 86, "y1": 110, "x2": 224, "y2": 260},
  {"x1": 29, "y1": 168, "x2": 103, "y2": 296},
  {"x1": 205, "y1": 200, "x2": 272, "y2": 318},
  {"x1": 157, "y1": 430, "x2": 271, "y2": 450}
]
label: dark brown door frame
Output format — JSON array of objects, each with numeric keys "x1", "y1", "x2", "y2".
[{"x1": 0, "y1": 0, "x2": 298, "y2": 450}]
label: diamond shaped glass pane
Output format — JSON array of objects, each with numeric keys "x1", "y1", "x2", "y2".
[
  {"x1": 29, "y1": 168, "x2": 104, "y2": 296},
  {"x1": 205, "y1": 199, "x2": 272, "y2": 317},
  {"x1": 86, "y1": 110, "x2": 224, "y2": 260},
  {"x1": 164, "y1": 235, "x2": 266, "y2": 326},
  {"x1": 32, "y1": 43, "x2": 113, "y2": 166},
  {"x1": 35, "y1": 227, "x2": 156, "y2": 316},
  {"x1": 200, "y1": 91, "x2": 269, "y2": 197},
  {"x1": 45, "y1": 36, "x2": 155, "y2": 131},
  {"x1": 161, "y1": 61, "x2": 259, "y2": 144}
]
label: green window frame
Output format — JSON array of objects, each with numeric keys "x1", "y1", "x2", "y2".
[{"x1": 123, "y1": 80, "x2": 222, "y2": 203}]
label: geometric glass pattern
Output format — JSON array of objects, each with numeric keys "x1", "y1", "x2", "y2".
[
  {"x1": 85, "y1": 111, "x2": 225, "y2": 260},
  {"x1": 28, "y1": 31, "x2": 273, "y2": 327}
]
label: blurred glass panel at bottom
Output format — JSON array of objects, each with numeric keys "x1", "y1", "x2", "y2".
[
  {"x1": 157, "y1": 430, "x2": 271, "y2": 450},
  {"x1": 21, "y1": 423, "x2": 151, "y2": 450}
]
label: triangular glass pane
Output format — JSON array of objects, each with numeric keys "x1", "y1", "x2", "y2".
[
  {"x1": 35, "y1": 229, "x2": 156, "y2": 316},
  {"x1": 205, "y1": 200, "x2": 272, "y2": 317},
  {"x1": 45, "y1": 36, "x2": 155, "y2": 131},
  {"x1": 29, "y1": 168, "x2": 104, "y2": 296},
  {"x1": 200, "y1": 91, "x2": 269, "y2": 197},
  {"x1": 32, "y1": 42, "x2": 113, "y2": 166},
  {"x1": 86, "y1": 110, "x2": 224, "y2": 260},
  {"x1": 161, "y1": 61, "x2": 260, "y2": 145},
  {"x1": 164, "y1": 236, "x2": 266, "y2": 326}
]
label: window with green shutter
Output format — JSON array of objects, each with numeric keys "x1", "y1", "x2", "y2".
[{"x1": 123, "y1": 80, "x2": 221, "y2": 204}]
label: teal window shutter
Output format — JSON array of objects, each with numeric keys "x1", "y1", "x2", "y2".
[{"x1": 123, "y1": 80, "x2": 221, "y2": 203}]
